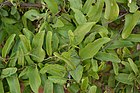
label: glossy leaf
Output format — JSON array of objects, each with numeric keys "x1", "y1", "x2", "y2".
[
  {"x1": 104, "y1": 0, "x2": 119, "y2": 21},
  {"x1": 122, "y1": 11, "x2": 140, "y2": 39},
  {"x1": 74, "y1": 22, "x2": 95, "y2": 45},
  {"x1": 28, "y1": 66, "x2": 41, "y2": 93},
  {"x1": 46, "y1": 31, "x2": 52, "y2": 56},
  {"x1": 2, "y1": 34, "x2": 16, "y2": 58},
  {"x1": 70, "y1": 65, "x2": 83, "y2": 83},
  {"x1": 79, "y1": 37, "x2": 110, "y2": 60}
]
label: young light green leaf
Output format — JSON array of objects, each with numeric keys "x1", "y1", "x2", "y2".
[
  {"x1": 115, "y1": 73, "x2": 133, "y2": 85},
  {"x1": 128, "y1": 58, "x2": 139, "y2": 75},
  {"x1": 72, "y1": 8, "x2": 87, "y2": 25},
  {"x1": 87, "y1": 0, "x2": 104, "y2": 23},
  {"x1": 91, "y1": 59, "x2": 98, "y2": 72},
  {"x1": 104, "y1": 0, "x2": 119, "y2": 21},
  {"x1": 1, "y1": 67, "x2": 17, "y2": 78},
  {"x1": 79, "y1": 37, "x2": 110, "y2": 60},
  {"x1": 40, "y1": 64, "x2": 66, "y2": 77},
  {"x1": 0, "y1": 80, "x2": 4, "y2": 93},
  {"x1": 68, "y1": 0, "x2": 82, "y2": 10},
  {"x1": 48, "y1": 76, "x2": 67, "y2": 85},
  {"x1": 128, "y1": 0, "x2": 138, "y2": 13},
  {"x1": 32, "y1": 31, "x2": 45, "y2": 48},
  {"x1": 44, "y1": 0, "x2": 58, "y2": 14},
  {"x1": 70, "y1": 65, "x2": 83, "y2": 83},
  {"x1": 81, "y1": 77, "x2": 89, "y2": 91},
  {"x1": 122, "y1": 11, "x2": 140, "y2": 39},
  {"x1": 23, "y1": 28, "x2": 34, "y2": 42},
  {"x1": 74, "y1": 22, "x2": 95, "y2": 45},
  {"x1": 46, "y1": 31, "x2": 52, "y2": 56},
  {"x1": 52, "y1": 33, "x2": 59, "y2": 52},
  {"x1": 82, "y1": 0, "x2": 95, "y2": 14},
  {"x1": 6, "y1": 75, "x2": 21, "y2": 93},
  {"x1": 52, "y1": 19, "x2": 64, "y2": 28},
  {"x1": 95, "y1": 52, "x2": 121, "y2": 63},
  {"x1": 19, "y1": 35, "x2": 31, "y2": 52},
  {"x1": 53, "y1": 52, "x2": 76, "y2": 70},
  {"x1": 112, "y1": 63, "x2": 119, "y2": 75},
  {"x1": 2, "y1": 34, "x2": 16, "y2": 58},
  {"x1": 28, "y1": 66, "x2": 41, "y2": 93},
  {"x1": 24, "y1": 9, "x2": 44, "y2": 21},
  {"x1": 88, "y1": 85, "x2": 97, "y2": 93},
  {"x1": 17, "y1": 46, "x2": 24, "y2": 66},
  {"x1": 44, "y1": 79, "x2": 53, "y2": 93}
]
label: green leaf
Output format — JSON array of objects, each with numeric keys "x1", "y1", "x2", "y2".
[
  {"x1": 128, "y1": 58, "x2": 139, "y2": 75},
  {"x1": 1, "y1": 67, "x2": 17, "y2": 78},
  {"x1": 104, "y1": 0, "x2": 119, "y2": 21},
  {"x1": 23, "y1": 28, "x2": 34, "y2": 42},
  {"x1": 53, "y1": 52, "x2": 76, "y2": 70},
  {"x1": 24, "y1": 9, "x2": 44, "y2": 21},
  {"x1": 54, "y1": 84, "x2": 64, "y2": 93},
  {"x1": 87, "y1": 0, "x2": 104, "y2": 23},
  {"x1": 28, "y1": 66, "x2": 41, "y2": 93},
  {"x1": 46, "y1": 31, "x2": 52, "y2": 56},
  {"x1": 6, "y1": 75, "x2": 21, "y2": 93},
  {"x1": 79, "y1": 37, "x2": 110, "y2": 60},
  {"x1": 0, "y1": 9, "x2": 8, "y2": 16},
  {"x1": 68, "y1": 0, "x2": 82, "y2": 10},
  {"x1": 128, "y1": 0, "x2": 138, "y2": 13},
  {"x1": 74, "y1": 22, "x2": 95, "y2": 45},
  {"x1": 122, "y1": 11, "x2": 140, "y2": 39},
  {"x1": 82, "y1": 0, "x2": 95, "y2": 14},
  {"x1": 126, "y1": 34, "x2": 140, "y2": 42},
  {"x1": 95, "y1": 52, "x2": 121, "y2": 63},
  {"x1": 48, "y1": 76, "x2": 67, "y2": 85},
  {"x1": 72, "y1": 8, "x2": 87, "y2": 25},
  {"x1": 31, "y1": 31, "x2": 45, "y2": 62},
  {"x1": 52, "y1": 33, "x2": 59, "y2": 51},
  {"x1": 1, "y1": 17, "x2": 16, "y2": 24},
  {"x1": 81, "y1": 77, "x2": 89, "y2": 91},
  {"x1": 32, "y1": 31, "x2": 45, "y2": 48},
  {"x1": 44, "y1": 0, "x2": 58, "y2": 14},
  {"x1": 91, "y1": 59, "x2": 98, "y2": 72},
  {"x1": 40, "y1": 64, "x2": 66, "y2": 77},
  {"x1": 52, "y1": 19, "x2": 64, "y2": 28},
  {"x1": 44, "y1": 79, "x2": 53, "y2": 93},
  {"x1": 88, "y1": 85, "x2": 97, "y2": 93},
  {"x1": 2, "y1": 34, "x2": 16, "y2": 58},
  {"x1": 68, "y1": 83, "x2": 80, "y2": 93},
  {"x1": 112, "y1": 63, "x2": 119, "y2": 75},
  {"x1": 70, "y1": 65, "x2": 83, "y2": 83},
  {"x1": 19, "y1": 35, "x2": 31, "y2": 52},
  {"x1": 17, "y1": 46, "x2": 25, "y2": 66},
  {"x1": 115, "y1": 73, "x2": 133, "y2": 85},
  {"x1": 0, "y1": 80, "x2": 4, "y2": 93},
  {"x1": 107, "y1": 40, "x2": 134, "y2": 49}
]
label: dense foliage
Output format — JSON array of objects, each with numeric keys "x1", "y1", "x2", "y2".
[{"x1": 0, "y1": 0, "x2": 140, "y2": 93}]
